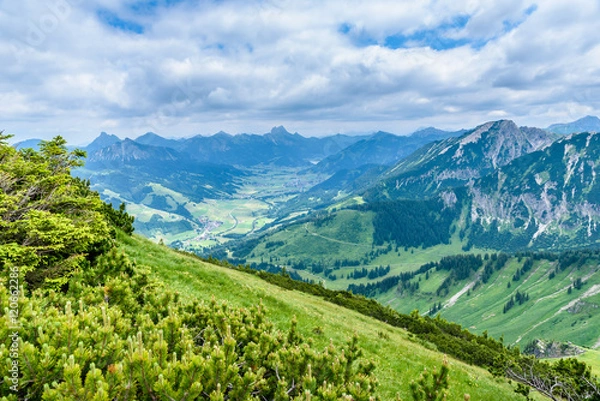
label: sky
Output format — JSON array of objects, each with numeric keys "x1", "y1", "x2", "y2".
[{"x1": 1, "y1": 0, "x2": 600, "y2": 145}]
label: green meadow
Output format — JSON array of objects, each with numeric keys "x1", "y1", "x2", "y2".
[{"x1": 116, "y1": 232, "x2": 549, "y2": 400}]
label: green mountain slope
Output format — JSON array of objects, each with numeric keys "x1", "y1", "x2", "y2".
[
  {"x1": 374, "y1": 251, "x2": 600, "y2": 348},
  {"x1": 220, "y1": 182, "x2": 600, "y2": 351},
  {"x1": 231, "y1": 208, "x2": 600, "y2": 349},
  {"x1": 117, "y1": 232, "x2": 548, "y2": 400}
]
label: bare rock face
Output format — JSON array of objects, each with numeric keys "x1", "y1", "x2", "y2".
[
  {"x1": 523, "y1": 339, "x2": 584, "y2": 359},
  {"x1": 466, "y1": 132, "x2": 600, "y2": 248},
  {"x1": 373, "y1": 120, "x2": 556, "y2": 201},
  {"x1": 451, "y1": 120, "x2": 553, "y2": 169},
  {"x1": 88, "y1": 138, "x2": 181, "y2": 163}
]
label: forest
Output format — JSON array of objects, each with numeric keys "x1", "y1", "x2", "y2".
[{"x1": 356, "y1": 198, "x2": 460, "y2": 248}]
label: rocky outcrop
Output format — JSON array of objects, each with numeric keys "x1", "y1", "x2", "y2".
[
  {"x1": 466, "y1": 132, "x2": 600, "y2": 248},
  {"x1": 523, "y1": 339, "x2": 585, "y2": 359},
  {"x1": 370, "y1": 120, "x2": 555, "y2": 201}
]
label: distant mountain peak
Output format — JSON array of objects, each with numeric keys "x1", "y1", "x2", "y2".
[
  {"x1": 13, "y1": 138, "x2": 42, "y2": 150},
  {"x1": 98, "y1": 131, "x2": 120, "y2": 140},
  {"x1": 86, "y1": 132, "x2": 121, "y2": 152},
  {"x1": 88, "y1": 137, "x2": 181, "y2": 163},
  {"x1": 269, "y1": 126, "x2": 292, "y2": 136},
  {"x1": 457, "y1": 121, "x2": 498, "y2": 145},
  {"x1": 135, "y1": 132, "x2": 160, "y2": 140},
  {"x1": 454, "y1": 120, "x2": 552, "y2": 169},
  {"x1": 134, "y1": 132, "x2": 183, "y2": 149},
  {"x1": 371, "y1": 131, "x2": 395, "y2": 138},
  {"x1": 580, "y1": 115, "x2": 600, "y2": 122},
  {"x1": 547, "y1": 115, "x2": 600, "y2": 134},
  {"x1": 410, "y1": 126, "x2": 464, "y2": 140}
]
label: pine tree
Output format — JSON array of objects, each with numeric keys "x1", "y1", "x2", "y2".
[{"x1": 407, "y1": 357, "x2": 450, "y2": 401}]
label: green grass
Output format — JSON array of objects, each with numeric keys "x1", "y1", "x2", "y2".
[
  {"x1": 576, "y1": 348, "x2": 600, "y2": 376},
  {"x1": 250, "y1": 210, "x2": 375, "y2": 265},
  {"x1": 443, "y1": 260, "x2": 600, "y2": 347},
  {"x1": 105, "y1": 166, "x2": 328, "y2": 248},
  {"x1": 378, "y1": 269, "x2": 450, "y2": 313},
  {"x1": 375, "y1": 256, "x2": 600, "y2": 349},
  {"x1": 249, "y1": 209, "x2": 492, "y2": 292},
  {"x1": 117, "y1": 232, "x2": 548, "y2": 400}
]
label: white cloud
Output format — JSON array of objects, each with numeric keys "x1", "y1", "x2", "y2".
[{"x1": 1, "y1": 0, "x2": 599, "y2": 144}]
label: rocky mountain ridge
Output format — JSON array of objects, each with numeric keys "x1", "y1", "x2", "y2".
[
  {"x1": 464, "y1": 131, "x2": 600, "y2": 249},
  {"x1": 547, "y1": 115, "x2": 600, "y2": 135},
  {"x1": 365, "y1": 120, "x2": 557, "y2": 201},
  {"x1": 103, "y1": 126, "x2": 366, "y2": 167}
]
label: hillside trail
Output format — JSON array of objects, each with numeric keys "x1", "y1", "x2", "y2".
[
  {"x1": 303, "y1": 223, "x2": 371, "y2": 248},
  {"x1": 534, "y1": 266, "x2": 598, "y2": 305},
  {"x1": 515, "y1": 283, "x2": 600, "y2": 344},
  {"x1": 444, "y1": 278, "x2": 478, "y2": 308}
]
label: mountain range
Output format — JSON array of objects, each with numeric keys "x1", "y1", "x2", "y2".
[
  {"x1": 14, "y1": 117, "x2": 600, "y2": 250},
  {"x1": 10, "y1": 116, "x2": 600, "y2": 374},
  {"x1": 307, "y1": 127, "x2": 463, "y2": 174},
  {"x1": 364, "y1": 120, "x2": 557, "y2": 201},
  {"x1": 130, "y1": 126, "x2": 365, "y2": 167},
  {"x1": 273, "y1": 119, "x2": 600, "y2": 254},
  {"x1": 546, "y1": 115, "x2": 600, "y2": 134}
]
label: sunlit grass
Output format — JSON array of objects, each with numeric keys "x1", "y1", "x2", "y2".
[{"x1": 117, "y1": 232, "x2": 548, "y2": 400}]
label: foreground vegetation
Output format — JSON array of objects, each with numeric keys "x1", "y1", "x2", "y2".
[
  {"x1": 1, "y1": 135, "x2": 599, "y2": 400},
  {"x1": 0, "y1": 135, "x2": 378, "y2": 400}
]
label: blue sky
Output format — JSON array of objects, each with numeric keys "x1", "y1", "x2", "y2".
[{"x1": 1, "y1": 0, "x2": 599, "y2": 144}]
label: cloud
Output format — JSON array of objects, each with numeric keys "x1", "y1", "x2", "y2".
[{"x1": 1, "y1": 0, "x2": 599, "y2": 144}]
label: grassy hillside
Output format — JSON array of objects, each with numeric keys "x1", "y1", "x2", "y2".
[
  {"x1": 440, "y1": 257, "x2": 600, "y2": 347},
  {"x1": 374, "y1": 254, "x2": 600, "y2": 349},
  {"x1": 234, "y1": 207, "x2": 484, "y2": 287},
  {"x1": 221, "y1": 204, "x2": 600, "y2": 356},
  {"x1": 117, "y1": 232, "x2": 548, "y2": 400}
]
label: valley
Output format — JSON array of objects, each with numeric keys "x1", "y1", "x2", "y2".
[
  {"x1": 6, "y1": 2, "x2": 600, "y2": 398},
  {"x1": 71, "y1": 117, "x2": 600, "y2": 361},
  {"x1": 5, "y1": 117, "x2": 600, "y2": 400},
  {"x1": 80, "y1": 164, "x2": 329, "y2": 249}
]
